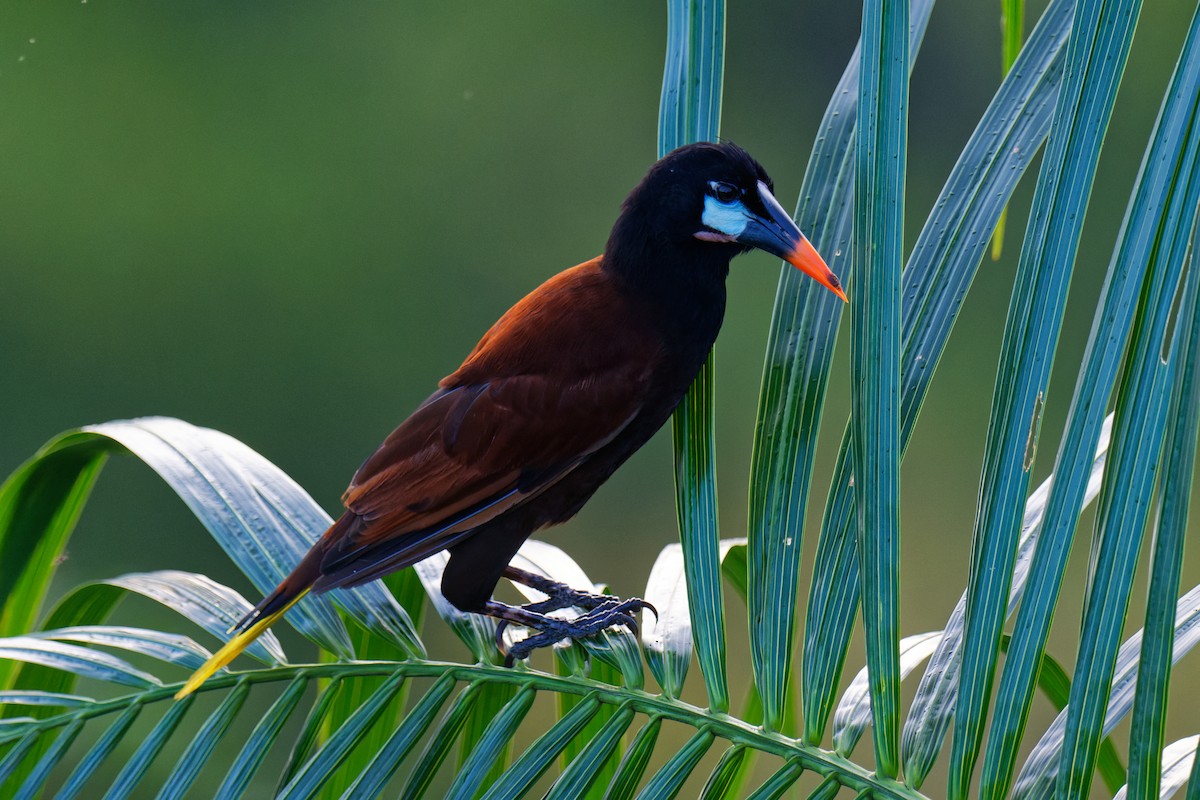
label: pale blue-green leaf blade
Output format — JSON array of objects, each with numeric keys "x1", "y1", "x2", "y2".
[
  {"x1": 80, "y1": 418, "x2": 353, "y2": 657},
  {"x1": 35, "y1": 626, "x2": 210, "y2": 670},
  {"x1": 757, "y1": 0, "x2": 931, "y2": 739},
  {"x1": 1055, "y1": 14, "x2": 1200, "y2": 796},
  {"x1": 399, "y1": 681, "x2": 481, "y2": 800},
  {"x1": 278, "y1": 677, "x2": 344, "y2": 792},
  {"x1": 850, "y1": 0, "x2": 908, "y2": 777},
  {"x1": 101, "y1": 694, "x2": 193, "y2": 800},
  {"x1": 11, "y1": 718, "x2": 84, "y2": 800},
  {"x1": 214, "y1": 675, "x2": 308, "y2": 800},
  {"x1": 544, "y1": 705, "x2": 635, "y2": 800},
  {"x1": 445, "y1": 686, "x2": 535, "y2": 800},
  {"x1": 744, "y1": 761, "x2": 804, "y2": 800},
  {"x1": 0, "y1": 691, "x2": 93, "y2": 708},
  {"x1": 0, "y1": 732, "x2": 38, "y2": 786},
  {"x1": 804, "y1": 0, "x2": 1065, "y2": 746},
  {"x1": 903, "y1": 413, "x2": 1110, "y2": 786},
  {"x1": 156, "y1": 679, "x2": 251, "y2": 800},
  {"x1": 978, "y1": 6, "x2": 1200, "y2": 793},
  {"x1": 1126, "y1": 26, "x2": 1200, "y2": 800},
  {"x1": 603, "y1": 715, "x2": 662, "y2": 800},
  {"x1": 1128, "y1": 206, "x2": 1200, "y2": 799},
  {"x1": 1115, "y1": 736, "x2": 1199, "y2": 800},
  {"x1": 698, "y1": 745, "x2": 747, "y2": 800},
  {"x1": 279, "y1": 672, "x2": 408, "y2": 800},
  {"x1": 949, "y1": 0, "x2": 1144, "y2": 794},
  {"x1": 79, "y1": 417, "x2": 422, "y2": 660},
  {"x1": 107, "y1": 571, "x2": 285, "y2": 665},
  {"x1": 340, "y1": 674, "x2": 457, "y2": 800},
  {"x1": 659, "y1": 0, "x2": 729, "y2": 713},
  {"x1": 1013, "y1": 585, "x2": 1200, "y2": 798},
  {"x1": 482, "y1": 693, "x2": 601, "y2": 800},
  {"x1": 633, "y1": 727, "x2": 714, "y2": 800},
  {"x1": 0, "y1": 636, "x2": 160, "y2": 689},
  {"x1": 834, "y1": 631, "x2": 941, "y2": 756},
  {"x1": 55, "y1": 702, "x2": 141, "y2": 800}
]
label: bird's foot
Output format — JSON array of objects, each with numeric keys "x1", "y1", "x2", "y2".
[
  {"x1": 484, "y1": 596, "x2": 656, "y2": 666},
  {"x1": 502, "y1": 566, "x2": 621, "y2": 612}
]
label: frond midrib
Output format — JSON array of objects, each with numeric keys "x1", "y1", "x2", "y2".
[{"x1": 2, "y1": 658, "x2": 931, "y2": 799}]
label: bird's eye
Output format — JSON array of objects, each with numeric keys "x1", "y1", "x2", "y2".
[{"x1": 708, "y1": 181, "x2": 741, "y2": 204}]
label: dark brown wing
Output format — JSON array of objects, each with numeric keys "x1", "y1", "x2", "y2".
[{"x1": 317, "y1": 257, "x2": 663, "y2": 584}]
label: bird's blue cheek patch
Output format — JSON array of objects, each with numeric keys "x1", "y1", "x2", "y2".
[{"x1": 701, "y1": 196, "x2": 749, "y2": 238}]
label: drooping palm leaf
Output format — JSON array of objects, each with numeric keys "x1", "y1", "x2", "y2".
[{"x1": 4, "y1": 1, "x2": 1200, "y2": 797}]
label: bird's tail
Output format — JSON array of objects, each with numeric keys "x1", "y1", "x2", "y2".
[
  {"x1": 174, "y1": 514, "x2": 355, "y2": 700},
  {"x1": 174, "y1": 587, "x2": 309, "y2": 699}
]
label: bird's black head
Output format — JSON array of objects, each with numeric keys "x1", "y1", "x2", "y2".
[{"x1": 606, "y1": 141, "x2": 846, "y2": 302}]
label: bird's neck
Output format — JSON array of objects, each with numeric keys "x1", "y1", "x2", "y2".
[{"x1": 603, "y1": 217, "x2": 732, "y2": 357}]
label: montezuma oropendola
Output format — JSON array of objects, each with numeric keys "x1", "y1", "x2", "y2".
[{"x1": 176, "y1": 141, "x2": 845, "y2": 698}]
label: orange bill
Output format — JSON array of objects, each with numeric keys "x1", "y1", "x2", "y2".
[{"x1": 785, "y1": 233, "x2": 847, "y2": 302}]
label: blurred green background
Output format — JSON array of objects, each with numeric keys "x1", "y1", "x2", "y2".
[{"x1": 1, "y1": 0, "x2": 1197, "y2": 794}]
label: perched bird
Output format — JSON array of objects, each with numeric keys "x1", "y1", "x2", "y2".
[{"x1": 176, "y1": 141, "x2": 845, "y2": 699}]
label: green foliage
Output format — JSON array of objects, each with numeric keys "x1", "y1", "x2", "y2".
[
  {"x1": 660, "y1": 0, "x2": 731, "y2": 716},
  {"x1": 850, "y1": 0, "x2": 908, "y2": 777},
  {"x1": 2, "y1": 1, "x2": 1200, "y2": 798}
]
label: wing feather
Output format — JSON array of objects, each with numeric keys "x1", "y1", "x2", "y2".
[{"x1": 320, "y1": 259, "x2": 661, "y2": 582}]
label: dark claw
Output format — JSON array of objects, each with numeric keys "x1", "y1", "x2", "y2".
[
  {"x1": 494, "y1": 619, "x2": 510, "y2": 652},
  {"x1": 636, "y1": 599, "x2": 659, "y2": 622},
  {"x1": 490, "y1": 592, "x2": 654, "y2": 666}
]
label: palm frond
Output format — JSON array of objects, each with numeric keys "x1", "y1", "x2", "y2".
[
  {"x1": 1114, "y1": 736, "x2": 1200, "y2": 800},
  {"x1": 902, "y1": 414, "x2": 1110, "y2": 785},
  {"x1": 1012, "y1": 585, "x2": 1200, "y2": 798},
  {"x1": 949, "y1": 0, "x2": 1145, "y2": 793},
  {"x1": 4, "y1": 1, "x2": 1200, "y2": 797},
  {"x1": 979, "y1": 6, "x2": 1200, "y2": 794},
  {"x1": 804, "y1": 0, "x2": 1071, "y2": 748},
  {"x1": 849, "y1": 0, "x2": 908, "y2": 776},
  {"x1": 660, "y1": 0, "x2": 731, "y2": 715}
]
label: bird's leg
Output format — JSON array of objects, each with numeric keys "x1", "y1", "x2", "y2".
[
  {"x1": 494, "y1": 566, "x2": 658, "y2": 656},
  {"x1": 501, "y1": 566, "x2": 619, "y2": 612},
  {"x1": 484, "y1": 594, "x2": 657, "y2": 666}
]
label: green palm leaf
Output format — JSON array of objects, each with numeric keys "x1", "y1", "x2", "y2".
[
  {"x1": 659, "y1": 0, "x2": 730, "y2": 715},
  {"x1": 754, "y1": 0, "x2": 934, "y2": 740},
  {"x1": 979, "y1": 7, "x2": 1200, "y2": 795},
  {"x1": 849, "y1": 0, "x2": 908, "y2": 777},
  {"x1": 948, "y1": 0, "x2": 1145, "y2": 792},
  {"x1": 1128, "y1": 210, "x2": 1200, "y2": 798},
  {"x1": 1011, "y1": 584, "x2": 1200, "y2": 798},
  {"x1": 803, "y1": 0, "x2": 1071, "y2": 747},
  {"x1": 4, "y1": 2, "x2": 1200, "y2": 798},
  {"x1": 1116, "y1": 736, "x2": 1200, "y2": 800},
  {"x1": 903, "y1": 412, "x2": 1111, "y2": 787}
]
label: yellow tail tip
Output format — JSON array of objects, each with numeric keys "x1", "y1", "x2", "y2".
[{"x1": 174, "y1": 589, "x2": 309, "y2": 700}]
